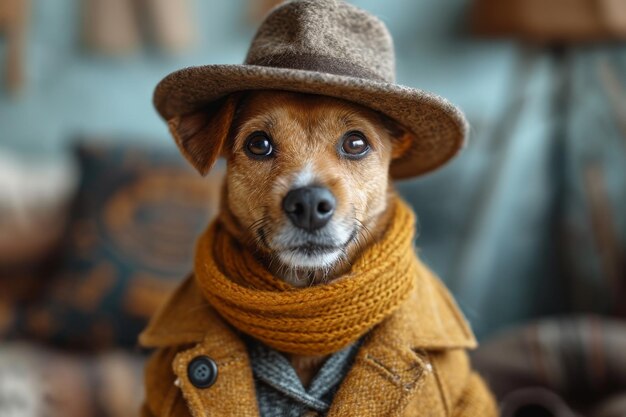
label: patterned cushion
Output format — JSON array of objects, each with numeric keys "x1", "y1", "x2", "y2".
[
  {"x1": 0, "y1": 272, "x2": 48, "y2": 340},
  {"x1": 0, "y1": 154, "x2": 76, "y2": 341},
  {"x1": 0, "y1": 289, "x2": 19, "y2": 340},
  {"x1": 24, "y1": 142, "x2": 223, "y2": 349}
]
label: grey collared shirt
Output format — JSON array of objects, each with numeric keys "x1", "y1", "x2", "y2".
[{"x1": 246, "y1": 340, "x2": 360, "y2": 417}]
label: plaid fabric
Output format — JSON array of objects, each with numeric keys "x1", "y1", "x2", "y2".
[{"x1": 472, "y1": 316, "x2": 626, "y2": 417}]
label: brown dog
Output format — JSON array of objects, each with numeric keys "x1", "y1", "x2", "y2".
[
  {"x1": 171, "y1": 89, "x2": 414, "y2": 384},
  {"x1": 142, "y1": 2, "x2": 498, "y2": 414}
]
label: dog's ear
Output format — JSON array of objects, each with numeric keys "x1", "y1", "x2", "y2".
[
  {"x1": 167, "y1": 94, "x2": 240, "y2": 176},
  {"x1": 390, "y1": 129, "x2": 415, "y2": 160},
  {"x1": 379, "y1": 114, "x2": 415, "y2": 160}
]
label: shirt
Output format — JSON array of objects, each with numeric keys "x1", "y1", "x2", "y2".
[{"x1": 247, "y1": 339, "x2": 361, "y2": 417}]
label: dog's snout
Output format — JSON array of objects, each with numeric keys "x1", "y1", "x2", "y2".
[{"x1": 282, "y1": 186, "x2": 336, "y2": 231}]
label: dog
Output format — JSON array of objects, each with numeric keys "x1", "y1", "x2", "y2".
[
  {"x1": 173, "y1": 89, "x2": 414, "y2": 385},
  {"x1": 141, "y1": 1, "x2": 497, "y2": 415},
  {"x1": 200, "y1": 91, "x2": 411, "y2": 282}
]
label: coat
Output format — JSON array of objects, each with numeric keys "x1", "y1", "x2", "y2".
[{"x1": 139, "y1": 272, "x2": 498, "y2": 417}]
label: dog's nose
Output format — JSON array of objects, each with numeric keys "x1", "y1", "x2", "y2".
[{"x1": 282, "y1": 186, "x2": 336, "y2": 231}]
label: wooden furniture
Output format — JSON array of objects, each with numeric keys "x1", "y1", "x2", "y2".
[
  {"x1": 82, "y1": 0, "x2": 194, "y2": 55},
  {"x1": 0, "y1": 0, "x2": 30, "y2": 93},
  {"x1": 472, "y1": 0, "x2": 626, "y2": 43},
  {"x1": 248, "y1": 0, "x2": 284, "y2": 23},
  {"x1": 145, "y1": 0, "x2": 194, "y2": 52},
  {"x1": 83, "y1": 0, "x2": 140, "y2": 55}
]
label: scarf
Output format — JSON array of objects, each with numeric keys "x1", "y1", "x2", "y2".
[{"x1": 194, "y1": 197, "x2": 418, "y2": 356}]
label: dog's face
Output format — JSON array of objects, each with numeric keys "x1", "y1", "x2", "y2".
[{"x1": 170, "y1": 90, "x2": 414, "y2": 285}]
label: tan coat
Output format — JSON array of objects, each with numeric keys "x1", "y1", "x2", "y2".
[{"x1": 140, "y1": 271, "x2": 498, "y2": 417}]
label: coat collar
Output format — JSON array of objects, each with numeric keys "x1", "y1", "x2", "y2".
[{"x1": 139, "y1": 262, "x2": 476, "y2": 417}]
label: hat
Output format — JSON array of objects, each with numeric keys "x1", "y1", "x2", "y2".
[{"x1": 153, "y1": 0, "x2": 468, "y2": 178}]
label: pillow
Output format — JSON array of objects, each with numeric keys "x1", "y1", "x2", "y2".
[
  {"x1": 25, "y1": 142, "x2": 223, "y2": 350},
  {"x1": 0, "y1": 151, "x2": 76, "y2": 341}
]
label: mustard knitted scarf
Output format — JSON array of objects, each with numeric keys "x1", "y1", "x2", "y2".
[{"x1": 194, "y1": 197, "x2": 417, "y2": 356}]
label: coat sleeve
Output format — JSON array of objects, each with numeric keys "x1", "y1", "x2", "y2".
[{"x1": 142, "y1": 347, "x2": 193, "y2": 417}]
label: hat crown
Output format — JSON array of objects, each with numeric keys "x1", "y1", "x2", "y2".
[{"x1": 245, "y1": 0, "x2": 396, "y2": 83}]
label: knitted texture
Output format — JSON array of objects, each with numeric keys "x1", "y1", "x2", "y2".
[{"x1": 193, "y1": 198, "x2": 416, "y2": 356}]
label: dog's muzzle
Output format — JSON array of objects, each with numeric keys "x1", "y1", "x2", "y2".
[{"x1": 282, "y1": 186, "x2": 336, "y2": 232}]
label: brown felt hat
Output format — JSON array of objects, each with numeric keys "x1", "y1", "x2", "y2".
[{"x1": 153, "y1": 0, "x2": 468, "y2": 178}]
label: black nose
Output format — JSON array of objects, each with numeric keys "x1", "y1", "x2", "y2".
[{"x1": 282, "y1": 186, "x2": 336, "y2": 231}]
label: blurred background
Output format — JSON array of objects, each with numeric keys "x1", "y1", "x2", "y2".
[{"x1": 1, "y1": 0, "x2": 625, "y2": 416}]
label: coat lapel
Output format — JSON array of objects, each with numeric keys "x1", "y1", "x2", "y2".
[
  {"x1": 326, "y1": 315, "x2": 428, "y2": 417},
  {"x1": 327, "y1": 258, "x2": 477, "y2": 417},
  {"x1": 140, "y1": 277, "x2": 261, "y2": 417},
  {"x1": 171, "y1": 332, "x2": 260, "y2": 417}
]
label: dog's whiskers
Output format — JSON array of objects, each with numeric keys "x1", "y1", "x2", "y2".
[{"x1": 245, "y1": 206, "x2": 273, "y2": 251}]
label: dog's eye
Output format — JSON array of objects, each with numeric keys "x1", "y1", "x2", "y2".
[
  {"x1": 340, "y1": 131, "x2": 370, "y2": 158},
  {"x1": 245, "y1": 132, "x2": 274, "y2": 158}
]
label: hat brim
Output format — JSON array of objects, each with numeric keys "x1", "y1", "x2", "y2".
[{"x1": 154, "y1": 64, "x2": 468, "y2": 179}]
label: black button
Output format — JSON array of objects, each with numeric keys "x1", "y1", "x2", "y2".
[{"x1": 187, "y1": 356, "x2": 218, "y2": 388}]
